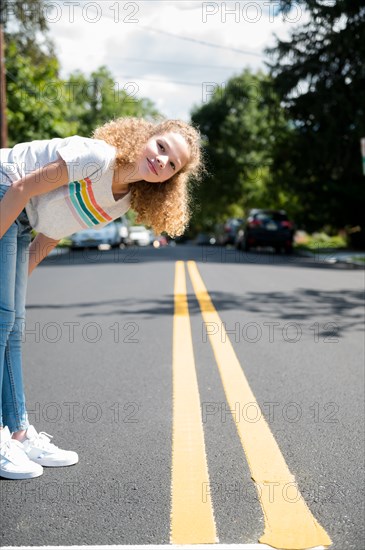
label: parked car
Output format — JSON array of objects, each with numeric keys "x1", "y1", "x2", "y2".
[
  {"x1": 152, "y1": 234, "x2": 169, "y2": 247},
  {"x1": 173, "y1": 235, "x2": 190, "y2": 244},
  {"x1": 70, "y1": 221, "x2": 121, "y2": 249},
  {"x1": 128, "y1": 225, "x2": 151, "y2": 246},
  {"x1": 235, "y1": 209, "x2": 295, "y2": 253},
  {"x1": 215, "y1": 218, "x2": 245, "y2": 246},
  {"x1": 147, "y1": 229, "x2": 156, "y2": 245}
]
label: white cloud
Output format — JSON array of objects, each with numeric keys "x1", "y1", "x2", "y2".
[{"x1": 46, "y1": 1, "x2": 309, "y2": 121}]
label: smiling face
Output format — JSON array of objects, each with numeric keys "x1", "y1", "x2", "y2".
[{"x1": 138, "y1": 131, "x2": 190, "y2": 183}]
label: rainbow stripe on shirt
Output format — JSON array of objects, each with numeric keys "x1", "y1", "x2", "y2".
[{"x1": 63, "y1": 177, "x2": 113, "y2": 229}]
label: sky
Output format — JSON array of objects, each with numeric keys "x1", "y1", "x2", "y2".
[{"x1": 33, "y1": 0, "x2": 309, "y2": 121}]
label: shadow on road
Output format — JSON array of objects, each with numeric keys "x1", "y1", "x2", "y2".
[
  {"x1": 37, "y1": 244, "x2": 362, "y2": 271},
  {"x1": 27, "y1": 245, "x2": 364, "y2": 337},
  {"x1": 27, "y1": 260, "x2": 364, "y2": 337}
]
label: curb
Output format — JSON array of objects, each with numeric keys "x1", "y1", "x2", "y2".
[{"x1": 294, "y1": 249, "x2": 365, "y2": 269}]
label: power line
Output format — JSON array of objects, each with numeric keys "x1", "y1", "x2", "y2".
[
  {"x1": 111, "y1": 57, "x2": 242, "y2": 71},
  {"x1": 137, "y1": 25, "x2": 263, "y2": 57},
  {"x1": 114, "y1": 75, "x2": 205, "y2": 87},
  {"x1": 101, "y1": 11, "x2": 263, "y2": 58},
  {"x1": 5, "y1": 67, "x2": 207, "y2": 96}
]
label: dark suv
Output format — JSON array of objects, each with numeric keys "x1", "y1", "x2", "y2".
[{"x1": 235, "y1": 209, "x2": 295, "y2": 253}]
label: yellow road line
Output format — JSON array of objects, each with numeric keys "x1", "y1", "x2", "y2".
[
  {"x1": 170, "y1": 261, "x2": 218, "y2": 544},
  {"x1": 187, "y1": 260, "x2": 332, "y2": 550}
]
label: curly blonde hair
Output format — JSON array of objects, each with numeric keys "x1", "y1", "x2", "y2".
[{"x1": 92, "y1": 116, "x2": 204, "y2": 238}]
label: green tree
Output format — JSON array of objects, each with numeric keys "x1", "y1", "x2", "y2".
[
  {"x1": 5, "y1": 37, "x2": 76, "y2": 144},
  {"x1": 1, "y1": 0, "x2": 70, "y2": 144},
  {"x1": 190, "y1": 69, "x2": 289, "y2": 231},
  {"x1": 1, "y1": 0, "x2": 48, "y2": 35},
  {"x1": 266, "y1": 0, "x2": 365, "y2": 231},
  {"x1": 2, "y1": 0, "x2": 160, "y2": 144},
  {"x1": 65, "y1": 66, "x2": 159, "y2": 137}
]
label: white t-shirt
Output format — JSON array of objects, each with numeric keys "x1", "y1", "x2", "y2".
[{"x1": 0, "y1": 135, "x2": 131, "y2": 239}]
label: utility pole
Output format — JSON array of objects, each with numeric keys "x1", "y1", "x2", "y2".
[{"x1": 0, "y1": 23, "x2": 8, "y2": 148}]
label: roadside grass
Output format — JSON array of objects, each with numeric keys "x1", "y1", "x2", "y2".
[
  {"x1": 57, "y1": 237, "x2": 72, "y2": 247},
  {"x1": 294, "y1": 231, "x2": 347, "y2": 252}
]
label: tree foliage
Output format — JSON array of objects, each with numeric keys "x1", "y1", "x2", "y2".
[
  {"x1": 191, "y1": 1, "x2": 365, "y2": 233},
  {"x1": 1, "y1": 0, "x2": 49, "y2": 34},
  {"x1": 190, "y1": 69, "x2": 289, "y2": 231},
  {"x1": 266, "y1": 0, "x2": 365, "y2": 230},
  {"x1": 2, "y1": 0, "x2": 160, "y2": 145},
  {"x1": 5, "y1": 37, "x2": 75, "y2": 144},
  {"x1": 65, "y1": 67, "x2": 159, "y2": 138}
]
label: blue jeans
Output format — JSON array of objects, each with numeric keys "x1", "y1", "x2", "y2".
[{"x1": 0, "y1": 182, "x2": 32, "y2": 432}]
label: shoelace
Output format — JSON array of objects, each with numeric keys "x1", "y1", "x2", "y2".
[{"x1": 29, "y1": 431, "x2": 59, "y2": 452}]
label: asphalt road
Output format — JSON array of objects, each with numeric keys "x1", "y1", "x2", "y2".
[{"x1": 1, "y1": 244, "x2": 364, "y2": 550}]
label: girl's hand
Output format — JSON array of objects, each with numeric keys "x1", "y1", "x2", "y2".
[{"x1": 0, "y1": 158, "x2": 69, "y2": 239}]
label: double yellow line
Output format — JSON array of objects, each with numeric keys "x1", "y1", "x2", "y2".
[{"x1": 170, "y1": 261, "x2": 332, "y2": 549}]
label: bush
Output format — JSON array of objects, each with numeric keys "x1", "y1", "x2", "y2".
[{"x1": 294, "y1": 231, "x2": 347, "y2": 250}]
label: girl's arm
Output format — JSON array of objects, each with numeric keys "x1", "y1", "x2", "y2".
[
  {"x1": 0, "y1": 157, "x2": 69, "y2": 239},
  {"x1": 28, "y1": 233, "x2": 60, "y2": 276}
]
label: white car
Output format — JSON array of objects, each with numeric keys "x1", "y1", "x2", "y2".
[{"x1": 128, "y1": 225, "x2": 151, "y2": 246}]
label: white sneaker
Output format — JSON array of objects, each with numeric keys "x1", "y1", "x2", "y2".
[
  {"x1": 0, "y1": 426, "x2": 43, "y2": 479},
  {"x1": 21, "y1": 425, "x2": 79, "y2": 467}
]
